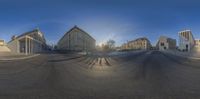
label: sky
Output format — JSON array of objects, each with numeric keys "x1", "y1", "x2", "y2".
[{"x1": 0, "y1": 0, "x2": 200, "y2": 46}]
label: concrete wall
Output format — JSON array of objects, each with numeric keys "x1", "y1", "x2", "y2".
[
  {"x1": 58, "y1": 27, "x2": 96, "y2": 51},
  {"x1": 7, "y1": 39, "x2": 19, "y2": 53},
  {"x1": 158, "y1": 36, "x2": 176, "y2": 51},
  {"x1": 0, "y1": 46, "x2": 11, "y2": 52}
]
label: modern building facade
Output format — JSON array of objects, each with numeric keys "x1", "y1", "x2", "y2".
[
  {"x1": 57, "y1": 26, "x2": 96, "y2": 52},
  {"x1": 178, "y1": 30, "x2": 195, "y2": 51},
  {"x1": 121, "y1": 37, "x2": 151, "y2": 50},
  {"x1": 156, "y1": 36, "x2": 176, "y2": 51},
  {"x1": 7, "y1": 29, "x2": 47, "y2": 54}
]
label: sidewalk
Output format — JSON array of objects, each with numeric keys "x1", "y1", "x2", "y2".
[
  {"x1": 163, "y1": 50, "x2": 200, "y2": 60},
  {"x1": 108, "y1": 50, "x2": 146, "y2": 56},
  {"x1": 0, "y1": 52, "x2": 40, "y2": 61}
]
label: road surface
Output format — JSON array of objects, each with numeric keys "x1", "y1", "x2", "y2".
[{"x1": 0, "y1": 51, "x2": 200, "y2": 99}]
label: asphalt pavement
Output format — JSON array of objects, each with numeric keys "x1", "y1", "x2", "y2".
[{"x1": 0, "y1": 51, "x2": 200, "y2": 99}]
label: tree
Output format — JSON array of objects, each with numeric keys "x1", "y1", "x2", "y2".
[
  {"x1": 100, "y1": 39, "x2": 116, "y2": 52},
  {"x1": 106, "y1": 39, "x2": 116, "y2": 49}
]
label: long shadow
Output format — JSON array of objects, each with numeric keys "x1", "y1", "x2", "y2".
[
  {"x1": 104, "y1": 58, "x2": 111, "y2": 66},
  {"x1": 161, "y1": 52, "x2": 200, "y2": 69},
  {"x1": 48, "y1": 56, "x2": 83, "y2": 62}
]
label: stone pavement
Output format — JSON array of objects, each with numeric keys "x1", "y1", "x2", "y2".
[
  {"x1": 162, "y1": 50, "x2": 200, "y2": 59},
  {"x1": 0, "y1": 52, "x2": 40, "y2": 61}
]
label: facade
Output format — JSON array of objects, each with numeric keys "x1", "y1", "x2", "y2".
[
  {"x1": 156, "y1": 36, "x2": 176, "y2": 51},
  {"x1": 121, "y1": 43, "x2": 128, "y2": 50},
  {"x1": 0, "y1": 39, "x2": 4, "y2": 46},
  {"x1": 0, "y1": 39, "x2": 11, "y2": 52},
  {"x1": 57, "y1": 26, "x2": 96, "y2": 52},
  {"x1": 195, "y1": 39, "x2": 200, "y2": 47},
  {"x1": 121, "y1": 37, "x2": 151, "y2": 50},
  {"x1": 194, "y1": 39, "x2": 200, "y2": 52},
  {"x1": 7, "y1": 29, "x2": 47, "y2": 54},
  {"x1": 178, "y1": 30, "x2": 195, "y2": 51}
]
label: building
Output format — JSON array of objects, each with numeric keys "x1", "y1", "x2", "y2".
[
  {"x1": 0, "y1": 39, "x2": 4, "y2": 46},
  {"x1": 121, "y1": 37, "x2": 151, "y2": 50},
  {"x1": 121, "y1": 43, "x2": 128, "y2": 50},
  {"x1": 0, "y1": 39, "x2": 11, "y2": 52},
  {"x1": 178, "y1": 30, "x2": 195, "y2": 51},
  {"x1": 156, "y1": 36, "x2": 176, "y2": 51},
  {"x1": 57, "y1": 26, "x2": 96, "y2": 52},
  {"x1": 194, "y1": 39, "x2": 200, "y2": 52},
  {"x1": 7, "y1": 29, "x2": 47, "y2": 54},
  {"x1": 195, "y1": 39, "x2": 200, "y2": 47}
]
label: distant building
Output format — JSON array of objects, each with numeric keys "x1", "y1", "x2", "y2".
[
  {"x1": 57, "y1": 26, "x2": 96, "y2": 52},
  {"x1": 156, "y1": 36, "x2": 176, "y2": 51},
  {"x1": 0, "y1": 39, "x2": 4, "y2": 46},
  {"x1": 121, "y1": 37, "x2": 151, "y2": 50},
  {"x1": 178, "y1": 30, "x2": 195, "y2": 51},
  {"x1": 121, "y1": 43, "x2": 128, "y2": 50},
  {"x1": 195, "y1": 39, "x2": 200, "y2": 47},
  {"x1": 7, "y1": 29, "x2": 47, "y2": 54},
  {"x1": 194, "y1": 39, "x2": 200, "y2": 52},
  {"x1": 0, "y1": 39, "x2": 11, "y2": 52}
]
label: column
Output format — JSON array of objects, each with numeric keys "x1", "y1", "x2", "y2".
[
  {"x1": 25, "y1": 37, "x2": 28, "y2": 55},
  {"x1": 29, "y1": 38, "x2": 31, "y2": 54}
]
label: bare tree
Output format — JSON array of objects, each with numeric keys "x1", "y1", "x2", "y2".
[{"x1": 106, "y1": 39, "x2": 116, "y2": 49}]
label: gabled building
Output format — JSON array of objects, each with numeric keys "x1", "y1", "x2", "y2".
[
  {"x1": 156, "y1": 36, "x2": 176, "y2": 51},
  {"x1": 178, "y1": 30, "x2": 195, "y2": 51},
  {"x1": 57, "y1": 26, "x2": 96, "y2": 52},
  {"x1": 7, "y1": 29, "x2": 47, "y2": 54}
]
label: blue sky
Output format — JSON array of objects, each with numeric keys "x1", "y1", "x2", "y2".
[{"x1": 0, "y1": 0, "x2": 200, "y2": 46}]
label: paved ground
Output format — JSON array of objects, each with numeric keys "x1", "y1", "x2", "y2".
[
  {"x1": 163, "y1": 50, "x2": 200, "y2": 59},
  {"x1": 0, "y1": 51, "x2": 200, "y2": 99}
]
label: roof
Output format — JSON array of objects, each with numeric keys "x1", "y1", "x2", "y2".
[
  {"x1": 8, "y1": 29, "x2": 45, "y2": 44},
  {"x1": 16, "y1": 29, "x2": 40, "y2": 39},
  {"x1": 159, "y1": 36, "x2": 175, "y2": 40},
  {"x1": 129, "y1": 37, "x2": 150, "y2": 43},
  {"x1": 58, "y1": 25, "x2": 96, "y2": 43},
  {"x1": 179, "y1": 30, "x2": 191, "y2": 33}
]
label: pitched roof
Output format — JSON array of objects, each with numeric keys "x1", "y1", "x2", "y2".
[
  {"x1": 58, "y1": 25, "x2": 96, "y2": 43},
  {"x1": 8, "y1": 29, "x2": 45, "y2": 44},
  {"x1": 129, "y1": 37, "x2": 150, "y2": 43},
  {"x1": 16, "y1": 29, "x2": 40, "y2": 39}
]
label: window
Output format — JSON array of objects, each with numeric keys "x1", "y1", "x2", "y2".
[{"x1": 160, "y1": 42, "x2": 164, "y2": 46}]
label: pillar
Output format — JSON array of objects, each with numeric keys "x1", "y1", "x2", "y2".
[{"x1": 25, "y1": 37, "x2": 28, "y2": 55}]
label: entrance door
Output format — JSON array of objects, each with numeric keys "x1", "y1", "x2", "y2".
[{"x1": 186, "y1": 44, "x2": 188, "y2": 51}]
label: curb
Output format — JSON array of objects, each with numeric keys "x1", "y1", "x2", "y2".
[
  {"x1": 0, "y1": 54, "x2": 40, "y2": 61},
  {"x1": 163, "y1": 51, "x2": 200, "y2": 60}
]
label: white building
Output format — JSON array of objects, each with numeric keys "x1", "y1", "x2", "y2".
[
  {"x1": 57, "y1": 26, "x2": 96, "y2": 52},
  {"x1": 7, "y1": 29, "x2": 47, "y2": 54},
  {"x1": 194, "y1": 39, "x2": 200, "y2": 52},
  {"x1": 0, "y1": 39, "x2": 4, "y2": 46},
  {"x1": 178, "y1": 30, "x2": 195, "y2": 51},
  {"x1": 156, "y1": 36, "x2": 176, "y2": 51}
]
